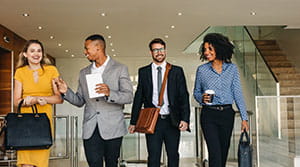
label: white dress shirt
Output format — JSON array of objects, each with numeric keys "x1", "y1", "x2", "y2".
[
  {"x1": 91, "y1": 56, "x2": 110, "y2": 74},
  {"x1": 151, "y1": 61, "x2": 169, "y2": 115}
]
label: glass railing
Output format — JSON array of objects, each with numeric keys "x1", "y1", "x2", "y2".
[
  {"x1": 256, "y1": 96, "x2": 300, "y2": 167},
  {"x1": 194, "y1": 107, "x2": 253, "y2": 166},
  {"x1": 184, "y1": 26, "x2": 279, "y2": 97},
  {"x1": 246, "y1": 26, "x2": 285, "y2": 40},
  {"x1": 184, "y1": 26, "x2": 282, "y2": 166},
  {"x1": 0, "y1": 115, "x2": 78, "y2": 167},
  {"x1": 120, "y1": 114, "x2": 167, "y2": 166}
]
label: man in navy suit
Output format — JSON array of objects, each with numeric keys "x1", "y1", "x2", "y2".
[{"x1": 128, "y1": 38, "x2": 190, "y2": 167}]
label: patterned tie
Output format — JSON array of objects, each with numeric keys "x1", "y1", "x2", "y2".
[{"x1": 157, "y1": 66, "x2": 162, "y2": 103}]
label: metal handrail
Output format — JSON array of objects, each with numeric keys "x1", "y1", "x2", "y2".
[
  {"x1": 244, "y1": 26, "x2": 279, "y2": 83},
  {"x1": 120, "y1": 113, "x2": 167, "y2": 166},
  {"x1": 0, "y1": 115, "x2": 78, "y2": 167}
]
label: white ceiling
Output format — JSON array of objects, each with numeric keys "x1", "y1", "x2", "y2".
[{"x1": 1, "y1": 0, "x2": 300, "y2": 59}]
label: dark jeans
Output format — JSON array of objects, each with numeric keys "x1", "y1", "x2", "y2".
[
  {"x1": 146, "y1": 116, "x2": 180, "y2": 167},
  {"x1": 200, "y1": 106, "x2": 235, "y2": 167},
  {"x1": 83, "y1": 127, "x2": 123, "y2": 167}
]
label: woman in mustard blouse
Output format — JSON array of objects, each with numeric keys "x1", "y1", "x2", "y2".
[{"x1": 13, "y1": 40, "x2": 63, "y2": 167}]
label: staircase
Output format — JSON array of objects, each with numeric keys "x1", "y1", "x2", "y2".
[
  {"x1": 255, "y1": 40, "x2": 300, "y2": 165},
  {"x1": 255, "y1": 40, "x2": 300, "y2": 95}
]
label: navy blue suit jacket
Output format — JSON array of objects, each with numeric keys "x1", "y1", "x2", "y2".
[{"x1": 130, "y1": 63, "x2": 190, "y2": 129}]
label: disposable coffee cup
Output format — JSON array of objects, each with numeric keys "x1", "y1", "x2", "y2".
[{"x1": 204, "y1": 90, "x2": 215, "y2": 105}]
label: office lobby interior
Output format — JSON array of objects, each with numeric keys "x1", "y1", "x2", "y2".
[{"x1": 1, "y1": 0, "x2": 300, "y2": 166}]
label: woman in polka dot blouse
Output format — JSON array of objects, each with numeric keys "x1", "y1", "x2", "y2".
[{"x1": 193, "y1": 33, "x2": 249, "y2": 167}]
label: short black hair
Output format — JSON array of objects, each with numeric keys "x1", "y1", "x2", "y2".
[
  {"x1": 149, "y1": 38, "x2": 166, "y2": 50},
  {"x1": 199, "y1": 33, "x2": 234, "y2": 63},
  {"x1": 85, "y1": 34, "x2": 106, "y2": 49}
]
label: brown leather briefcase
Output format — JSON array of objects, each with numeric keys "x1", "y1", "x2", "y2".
[
  {"x1": 134, "y1": 63, "x2": 172, "y2": 134},
  {"x1": 134, "y1": 108, "x2": 160, "y2": 134}
]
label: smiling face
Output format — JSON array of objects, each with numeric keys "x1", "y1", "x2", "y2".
[
  {"x1": 23, "y1": 43, "x2": 43, "y2": 65},
  {"x1": 84, "y1": 39, "x2": 105, "y2": 62},
  {"x1": 150, "y1": 43, "x2": 166, "y2": 64},
  {"x1": 203, "y1": 42, "x2": 217, "y2": 62}
]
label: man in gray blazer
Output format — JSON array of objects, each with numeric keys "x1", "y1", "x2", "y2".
[{"x1": 55, "y1": 34, "x2": 133, "y2": 167}]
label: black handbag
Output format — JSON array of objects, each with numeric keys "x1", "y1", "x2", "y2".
[
  {"x1": 238, "y1": 130, "x2": 252, "y2": 167},
  {"x1": 4, "y1": 100, "x2": 52, "y2": 150}
]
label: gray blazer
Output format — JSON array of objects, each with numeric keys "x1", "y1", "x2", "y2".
[{"x1": 64, "y1": 58, "x2": 133, "y2": 140}]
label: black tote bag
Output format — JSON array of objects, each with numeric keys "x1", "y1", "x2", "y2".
[
  {"x1": 4, "y1": 100, "x2": 52, "y2": 150},
  {"x1": 238, "y1": 130, "x2": 252, "y2": 167}
]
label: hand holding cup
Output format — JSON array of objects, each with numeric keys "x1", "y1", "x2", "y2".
[{"x1": 203, "y1": 90, "x2": 215, "y2": 105}]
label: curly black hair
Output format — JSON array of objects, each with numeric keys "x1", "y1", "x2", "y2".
[{"x1": 199, "y1": 33, "x2": 234, "y2": 63}]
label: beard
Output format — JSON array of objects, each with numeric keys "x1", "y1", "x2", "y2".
[{"x1": 152, "y1": 54, "x2": 166, "y2": 63}]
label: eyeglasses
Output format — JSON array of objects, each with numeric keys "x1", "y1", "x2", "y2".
[{"x1": 151, "y1": 48, "x2": 165, "y2": 53}]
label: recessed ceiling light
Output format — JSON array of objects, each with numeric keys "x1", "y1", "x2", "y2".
[
  {"x1": 108, "y1": 36, "x2": 112, "y2": 39},
  {"x1": 50, "y1": 36, "x2": 54, "y2": 39},
  {"x1": 65, "y1": 50, "x2": 69, "y2": 52},
  {"x1": 38, "y1": 26, "x2": 43, "y2": 30},
  {"x1": 111, "y1": 49, "x2": 115, "y2": 52},
  {"x1": 113, "y1": 54, "x2": 116, "y2": 57},
  {"x1": 171, "y1": 25, "x2": 175, "y2": 29},
  {"x1": 110, "y1": 43, "x2": 113, "y2": 46},
  {"x1": 105, "y1": 25, "x2": 110, "y2": 29},
  {"x1": 58, "y1": 43, "x2": 62, "y2": 47},
  {"x1": 101, "y1": 13, "x2": 106, "y2": 16},
  {"x1": 178, "y1": 12, "x2": 182, "y2": 16},
  {"x1": 22, "y1": 13, "x2": 29, "y2": 17},
  {"x1": 71, "y1": 54, "x2": 74, "y2": 57},
  {"x1": 250, "y1": 11, "x2": 256, "y2": 15},
  {"x1": 164, "y1": 35, "x2": 169, "y2": 38}
]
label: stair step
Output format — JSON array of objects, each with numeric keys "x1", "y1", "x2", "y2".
[
  {"x1": 263, "y1": 55, "x2": 288, "y2": 61},
  {"x1": 255, "y1": 40, "x2": 277, "y2": 45},
  {"x1": 260, "y1": 50, "x2": 285, "y2": 56},
  {"x1": 272, "y1": 67, "x2": 297, "y2": 73},
  {"x1": 268, "y1": 61, "x2": 294, "y2": 68},
  {"x1": 280, "y1": 80, "x2": 300, "y2": 87},
  {"x1": 288, "y1": 120, "x2": 300, "y2": 129},
  {"x1": 276, "y1": 73, "x2": 300, "y2": 80},
  {"x1": 257, "y1": 45, "x2": 281, "y2": 50},
  {"x1": 280, "y1": 87, "x2": 300, "y2": 95},
  {"x1": 282, "y1": 129, "x2": 300, "y2": 138}
]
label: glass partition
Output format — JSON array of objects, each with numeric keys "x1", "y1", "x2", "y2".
[
  {"x1": 195, "y1": 107, "x2": 253, "y2": 165},
  {"x1": 246, "y1": 26, "x2": 284, "y2": 40},
  {"x1": 256, "y1": 96, "x2": 300, "y2": 167},
  {"x1": 183, "y1": 26, "x2": 279, "y2": 97},
  {"x1": 184, "y1": 26, "x2": 281, "y2": 167},
  {"x1": 0, "y1": 115, "x2": 78, "y2": 167}
]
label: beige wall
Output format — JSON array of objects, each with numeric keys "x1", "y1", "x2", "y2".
[{"x1": 276, "y1": 29, "x2": 300, "y2": 72}]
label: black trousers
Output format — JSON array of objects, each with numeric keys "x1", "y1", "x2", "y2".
[
  {"x1": 146, "y1": 116, "x2": 180, "y2": 167},
  {"x1": 83, "y1": 127, "x2": 123, "y2": 167},
  {"x1": 200, "y1": 105, "x2": 235, "y2": 167}
]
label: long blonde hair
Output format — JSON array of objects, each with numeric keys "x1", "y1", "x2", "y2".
[{"x1": 16, "y1": 40, "x2": 52, "y2": 69}]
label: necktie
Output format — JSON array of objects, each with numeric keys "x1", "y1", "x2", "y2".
[{"x1": 157, "y1": 66, "x2": 162, "y2": 103}]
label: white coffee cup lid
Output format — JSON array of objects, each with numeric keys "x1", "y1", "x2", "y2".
[{"x1": 205, "y1": 90, "x2": 215, "y2": 94}]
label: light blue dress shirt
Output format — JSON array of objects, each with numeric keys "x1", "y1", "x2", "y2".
[{"x1": 193, "y1": 62, "x2": 248, "y2": 121}]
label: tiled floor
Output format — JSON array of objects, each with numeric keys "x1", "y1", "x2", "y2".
[{"x1": 49, "y1": 157, "x2": 238, "y2": 167}]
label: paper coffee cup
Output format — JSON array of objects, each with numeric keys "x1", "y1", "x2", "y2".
[{"x1": 204, "y1": 90, "x2": 215, "y2": 105}]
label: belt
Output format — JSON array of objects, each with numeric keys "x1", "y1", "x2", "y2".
[
  {"x1": 203, "y1": 104, "x2": 232, "y2": 111},
  {"x1": 159, "y1": 114, "x2": 170, "y2": 119}
]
